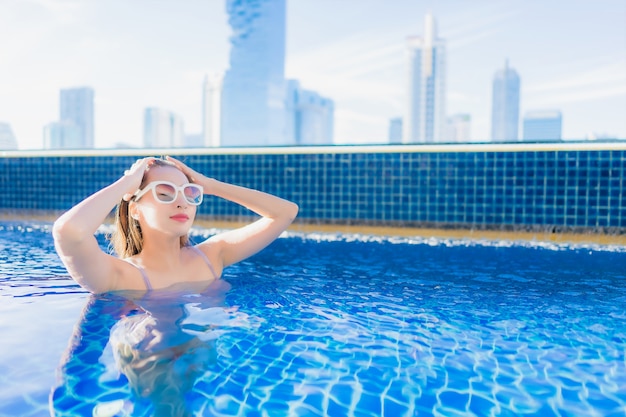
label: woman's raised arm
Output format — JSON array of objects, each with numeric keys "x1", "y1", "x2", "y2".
[
  {"x1": 53, "y1": 158, "x2": 152, "y2": 292},
  {"x1": 166, "y1": 156, "x2": 298, "y2": 269}
]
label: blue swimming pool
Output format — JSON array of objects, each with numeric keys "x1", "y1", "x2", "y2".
[{"x1": 1, "y1": 221, "x2": 625, "y2": 416}]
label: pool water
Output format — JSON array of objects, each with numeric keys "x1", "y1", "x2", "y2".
[{"x1": 1, "y1": 221, "x2": 625, "y2": 417}]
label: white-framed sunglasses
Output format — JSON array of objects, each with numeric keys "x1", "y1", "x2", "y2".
[{"x1": 133, "y1": 181, "x2": 204, "y2": 206}]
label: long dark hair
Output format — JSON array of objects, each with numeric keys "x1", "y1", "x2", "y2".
[{"x1": 110, "y1": 159, "x2": 191, "y2": 258}]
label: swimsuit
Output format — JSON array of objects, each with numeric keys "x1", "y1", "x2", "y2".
[{"x1": 125, "y1": 246, "x2": 218, "y2": 291}]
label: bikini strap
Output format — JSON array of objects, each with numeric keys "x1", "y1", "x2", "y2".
[
  {"x1": 123, "y1": 259, "x2": 153, "y2": 291},
  {"x1": 189, "y1": 246, "x2": 218, "y2": 280},
  {"x1": 123, "y1": 248, "x2": 216, "y2": 290}
]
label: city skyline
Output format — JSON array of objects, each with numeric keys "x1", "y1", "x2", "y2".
[
  {"x1": 218, "y1": 0, "x2": 333, "y2": 147},
  {"x1": 1, "y1": 0, "x2": 625, "y2": 149}
]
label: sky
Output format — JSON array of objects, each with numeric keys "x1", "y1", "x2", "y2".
[{"x1": 1, "y1": 0, "x2": 625, "y2": 149}]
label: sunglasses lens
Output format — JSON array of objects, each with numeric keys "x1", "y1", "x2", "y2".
[
  {"x1": 153, "y1": 183, "x2": 177, "y2": 203},
  {"x1": 184, "y1": 185, "x2": 203, "y2": 205}
]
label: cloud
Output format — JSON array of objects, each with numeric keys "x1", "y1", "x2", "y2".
[
  {"x1": 447, "y1": 27, "x2": 502, "y2": 50},
  {"x1": 290, "y1": 71, "x2": 401, "y2": 101},
  {"x1": 284, "y1": 7, "x2": 525, "y2": 145},
  {"x1": 287, "y1": 32, "x2": 404, "y2": 78},
  {"x1": 7, "y1": 0, "x2": 84, "y2": 23},
  {"x1": 524, "y1": 61, "x2": 626, "y2": 107},
  {"x1": 285, "y1": 29, "x2": 409, "y2": 123},
  {"x1": 444, "y1": 7, "x2": 521, "y2": 49},
  {"x1": 526, "y1": 61, "x2": 626, "y2": 94},
  {"x1": 448, "y1": 90, "x2": 479, "y2": 105},
  {"x1": 328, "y1": 44, "x2": 405, "y2": 80},
  {"x1": 0, "y1": 0, "x2": 87, "y2": 67},
  {"x1": 526, "y1": 84, "x2": 626, "y2": 108},
  {"x1": 286, "y1": 45, "x2": 404, "y2": 117},
  {"x1": 285, "y1": 4, "x2": 522, "y2": 114}
]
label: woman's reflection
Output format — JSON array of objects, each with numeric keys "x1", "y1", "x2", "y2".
[{"x1": 50, "y1": 280, "x2": 240, "y2": 417}]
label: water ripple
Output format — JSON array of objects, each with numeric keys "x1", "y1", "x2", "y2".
[{"x1": 2, "y1": 221, "x2": 625, "y2": 416}]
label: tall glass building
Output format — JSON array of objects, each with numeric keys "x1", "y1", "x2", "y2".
[
  {"x1": 388, "y1": 118, "x2": 403, "y2": 144},
  {"x1": 490, "y1": 61, "x2": 520, "y2": 142},
  {"x1": 446, "y1": 114, "x2": 471, "y2": 143},
  {"x1": 143, "y1": 107, "x2": 184, "y2": 148},
  {"x1": 59, "y1": 87, "x2": 94, "y2": 148},
  {"x1": 403, "y1": 13, "x2": 447, "y2": 143},
  {"x1": 523, "y1": 110, "x2": 562, "y2": 141},
  {"x1": 43, "y1": 121, "x2": 81, "y2": 149},
  {"x1": 0, "y1": 122, "x2": 17, "y2": 150},
  {"x1": 285, "y1": 80, "x2": 334, "y2": 145},
  {"x1": 221, "y1": 0, "x2": 288, "y2": 146},
  {"x1": 202, "y1": 73, "x2": 223, "y2": 147}
]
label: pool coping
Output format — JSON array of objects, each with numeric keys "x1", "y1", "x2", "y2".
[{"x1": 3, "y1": 140, "x2": 626, "y2": 158}]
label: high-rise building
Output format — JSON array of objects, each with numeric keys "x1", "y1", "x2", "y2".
[
  {"x1": 43, "y1": 121, "x2": 82, "y2": 149},
  {"x1": 388, "y1": 118, "x2": 403, "y2": 144},
  {"x1": 491, "y1": 61, "x2": 520, "y2": 142},
  {"x1": 523, "y1": 110, "x2": 562, "y2": 141},
  {"x1": 403, "y1": 13, "x2": 446, "y2": 143},
  {"x1": 202, "y1": 73, "x2": 223, "y2": 147},
  {"x1": 446, "y1": 114, "x2": 471, "y2": 142},
  {"x1": 59, "y1": 87, "x2": 94, "y2": 148},
  {"x1": 286, "y1": 80, "x2": 334, "y2": 145},
  {"x1": 221, "y1": 0, "x2": 288, "y2": 146},
  {"x1": 143, "y1": 108, "x2": 184, "y2": 148},
  {"x1": 0, "y1": 122, "x2": 18, "y2": 150}
]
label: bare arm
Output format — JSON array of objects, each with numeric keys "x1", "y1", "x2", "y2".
[
  {"x1": 53, "y1": 158, "x2": 151, "y2": 292},
  {"x1": 167, "y1": 156, "x2": 299, "y2": 268}
]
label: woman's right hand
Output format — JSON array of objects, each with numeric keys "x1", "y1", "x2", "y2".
[{"x1": 122, "y1": 157, "x2": 155, "y2": 201}]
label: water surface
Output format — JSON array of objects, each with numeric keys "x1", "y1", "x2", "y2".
[{"x1": 1, "y1": 222, "x2": 625, "y2": 416}]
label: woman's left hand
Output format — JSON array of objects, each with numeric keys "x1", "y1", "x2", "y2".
[{"x1": 165, "y1": 156, "x2": 211, "y2": 192}]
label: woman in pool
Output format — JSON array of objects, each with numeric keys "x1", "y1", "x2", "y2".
[{"x1": 53, "y1": 156, "x2": 299, "y2": 293}]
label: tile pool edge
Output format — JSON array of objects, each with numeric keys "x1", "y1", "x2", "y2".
[{"x1": 3, "y1": 144, "x2": 624, "y2": 231}]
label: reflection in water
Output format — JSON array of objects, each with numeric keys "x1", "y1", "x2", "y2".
[{"x1": 50, "y1": 280, "x2": 242, "y2": 417}]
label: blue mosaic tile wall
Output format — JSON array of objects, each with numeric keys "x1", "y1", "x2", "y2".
[{"x1": 1, "y1": 148, "x2": 624, "y2": 230}]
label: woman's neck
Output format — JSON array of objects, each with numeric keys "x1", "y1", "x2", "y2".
[{"x1": 135, "y1": 234, "x2": 185, "y2": 270}]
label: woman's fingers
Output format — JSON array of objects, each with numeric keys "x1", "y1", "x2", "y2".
[
  {"x1": 165, "y1": 155, "x2": 187, "y2": 171},
  {"x1": 166, "y1": 156, "x2": 198, "y2": 182},
  {"x1": 125, "y1": 157, "x2": 153, "y2": 177},
  {"x1": 121, "y1": 158, "x2": 154, "y2": 197}
]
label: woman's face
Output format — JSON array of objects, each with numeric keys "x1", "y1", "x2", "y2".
[{"x1": 131, "y1": 165, "x2": 198, "y2": 237}]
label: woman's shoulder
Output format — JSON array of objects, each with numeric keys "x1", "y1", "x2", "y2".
[
  {"x1": 106, "y1": 256, "x2": 152, "y2": 292},
  {"x1": 189, "y1": 243, "x2": 223, "y2": 280}
]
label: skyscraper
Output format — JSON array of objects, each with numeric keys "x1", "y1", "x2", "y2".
[
  {"x1": 403, "y1": 13, "x2": 446, "y2": 143},
  {"x1": 202, "y1": 73, "x2": 223, "y2": 147},
  {"x1": 221, "y1": 0, "x2": 288, "y2": 146},
  {"x1": 0, "y1": 122, "x2": 17, "y2": 150},
  {"x1": 491, "y1": 61, "x2": 520, "y2": 142},
  {"x1": 388, "y1": 118, "x2": 403, "y2": 144},
  {"x1": 446, "y1": 114, "x2": 471, "y2": 142},
  {"x1": 523, "y1": 110, "x2": 562, "y2": 141},
  {"x1": 59, "y1": 87, "x2": 94, "y2": 148},
  {"x1": 143, "y1": 108, "x2": 184, "y2": 148},
  {"x1": 286, "y1": 80, "x2": 334, "y2": 145},
  {"x1": 43, "y1": 121, "x2": 81, "y2": 149}
]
